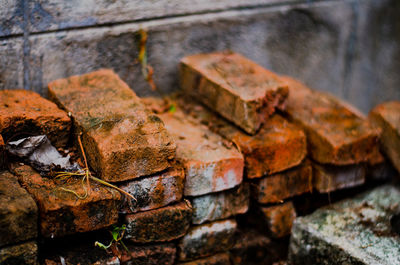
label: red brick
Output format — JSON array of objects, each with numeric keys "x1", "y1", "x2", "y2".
[
  {"x1": 369, "y1": 101, "x2": 400, "y2": 173},
  {"x1": 259, "y1": 201, "x2": 296, "y2": 238},
  {"x1": 180, "y1": 51, "x2": 288, "y2": 135},
  {"x1": 0, "y1": 135, "x2": 5, "y2": 169},
  {"x1": 283, "y1": 76, "x2": 380, "y2": 165},
  {"x1": 178, "y1": 253, "x2": 231, "y2": 265},
  {"x1": 0, "y1": 241, "x2": 38, "y2": 265},
  {"x1": 0, "y1": 89, "x2": 71, "y2": 148},
  {"x1": 125, "y1": 201, "x2": 192, "y2": 243},
  {"x1": 252, "y1": 163, "x2": 312, "y2": 204},
  {"x1": 11, "y1": 165, "x2": 121, "y2": 238},
  {"x1": 48, "y1": 69, "x2": 176, "y2": 182}
]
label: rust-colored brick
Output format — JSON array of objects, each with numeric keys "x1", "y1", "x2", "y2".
[
  {"x1": 180, "y1": 51, "x2": 288, "y2": 135},
  {"x1": 48, "y1": 69, "x2": 176, "y2": 182},
  {"x1": 178, "y1": 253, "x2": 231, "y2": 265},
  {"x1": 259, "y1": 201, "x2": 296, "y2": 238}
]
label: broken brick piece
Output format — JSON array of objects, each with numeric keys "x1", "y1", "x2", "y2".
[
  {"x1": 0, "y1": 89, "x2": 71, "y2": 148},
  {"x1": 178, "y1": 253, "x2": 231, "y2": 265},
  {"x1": 283, "y1": 77, "x2": 380, "y2": 165},
  {"x1": 0, "y1": 241, "x2": 38, "y2": 265},
  {"x1": 178, "y1": 219, "x2": 237, "y2": 261},
  {"x1": 252, "y1": 163, "x2": 312, "y2": 204},
  {"x1": 48, "y1": 69, "x2": 176, "y2": 182},
  {"x1": 369, "y1": 101, "x2": 400, "y2": 173},
  {"x1": 180, "y1": 52, "x2": 288, "y2": 135},
  {"x1": 11, "y1": 165, "x2": 121, "y2": 238},
  {"x1": 313, "y1": 163, "x2": 365, "y2": 193},
  {"x1": 259, "y1": 201, "x2": 297, "y2": 238},
  {"x1": 0, "y1": 171, "x2": 38, "y2": 247},
  {"x1": 190, "y1": 183, "x2": 249, "y2": 225},
  {"x1": 125, "y1": 201, "x2": 192, "y2": 243},
  {"x1": 0, "y1": 135, "x2": 5, "y2": 169},
  {"x1": 119, "y1": 166, "x2": 185, "y2": 213},
  {"x1": 157, "y1": 108, "x2": 244, "y2": 196}
]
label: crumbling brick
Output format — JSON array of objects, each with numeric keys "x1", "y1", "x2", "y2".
[
  {"x1": 259, "y1": 201, "x2": 297, "y2": 238},
  {"x1": 0, "y1": 241, "x2": 38, "y2": 265},
  {"x1": 0, "y1": 89, "x2": 71, "y2": 148},
  {"x1": 178, "y1": 252, "x2": 231, "y2": 265},
  {"x1": 180, "y1": 51, "x2": 288, "y2": 135},
  {"x1": 125, "y1": 201, "x2": 192, "y2": 243},
  {"x1": 283, "y1": 76, "x2": 380, "y2": 165},
  {"x1": 11, "y1": 165, "x2": 121, "y2": 238},
  {"x1": 48, "y1": 69, "x2": 176, "y2": 182}
]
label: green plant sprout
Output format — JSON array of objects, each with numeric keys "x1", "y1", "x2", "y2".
[{"x1": 95, "y1": 224, "x2": 129, "y2": 253}]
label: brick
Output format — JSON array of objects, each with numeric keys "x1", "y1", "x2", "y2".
[
  {"x1": 180, "y1": 51, "x2": 288, "y2": 135},
  {"x1": 178, "y1": 219, "x2": 237, "y2": 261},
  {"x1": 259, "y1": 202, "x2": 297, "y2": 238},
  {"x1": 119, "y1": 166, "x2": 185, "y2": 213},
  {"x1": 178, "y1": 253, "x2": 231, "y2": 265},
  {"x1": 366, "y1": 148, "x2": 396, "y2": 181},
  {"x1": 0, "y1": 135, "x2": 5, "y2": 169},
  {"x1": 190, "y1": 184, "x2": 249, "y2": 225},
  {"x1": 180, "y1": 100, "x2": 306, "y2": 178},
  {"x1": 252, "y1": 163, "x2": 312, "y2": 204},
  {"x1": 313, "y1": 163, "x2": 366, "y2": 193},
  {"x1": 0, "y1": 171, "x2": 38, "y2": 247},
  {"x1": 157, "y1": 108, "x2": 244, "y2": 196},
  {"x1": 369, "y1": 101, "x2": 400, "y2": 173},
  {"x1": 0, "y1": 89, "x2": 71, "y2": 148},
  {"x1": 11, "y1": 165, "x2": 121, "y2": 238},
  {"x1": 48, "y1": 69, "x2": 176, "y2": 182},
  {"x1": 0, "y1": 241, "x2": 38, "y2": 265},
  {"x1": 283, "y1": 76, "x2": 380, "y2": 165},
  {"x1": 121, "y1": 243, "x2": 176, "y2": 265},
  {"x1": 125, "y1": 201, "x2": 192, "y2": 243}
]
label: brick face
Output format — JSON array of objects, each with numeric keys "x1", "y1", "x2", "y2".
[
  {"x1": 178, "y1": 253, "x2": 231, "y2": 265},
  {"x1": 259, "y1": 201, "x2": 297, "y2": 238},
  {"x1": 0, "y1": 241, "x2": 38, "y2": 265}
]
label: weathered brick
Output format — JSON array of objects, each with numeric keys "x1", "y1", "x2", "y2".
[
  {"x1": 366, "y1": 148, "x2": 396, "y2": 181},
  {"x1": 119, "y1": 166, "x2": 185, "y2": 213},
  {"x1": 313, "y1": 162, "x2": 366, "y2": 193},
  {"x1": 11, "y1": 165, "x2": 121, "y2": 238},
  {"x1": 252, "y1": 163, "x2": 312, "y2": 204},
  {"x1": 0, "y1": 171, "x2": 38, "y2": 247},
  {"x1": 190, "y1": 184, "x2": 249, "y2": 225},
  {"x1": 180, "y1": 100, "x2": 307, "y2": 178},
  {"x1": 178, "y1": 253, "x2": 231, "y2": 265},
  {"x1": 283, "y1": 76, "x2": 380, "y2": 165},
  {"x1": 178, "y1": 219, "x2": 237, "y2": 261},
  {"x1": 48, "y1": 69, "x2": 176, "y2": 182},
  {"x1": 0, "y1": 135, "x2": 5, "y2": 169},
  {"x1": 180, "y1": 51, "x2": 288, "y2": 135},
  {"x1": 259, "y1": 202, "x2": 297, "y2": 238},
  {"x1": 369, "y1": 101, "x2": 400, "y2": 173},
  {"x1": 125, "y1": 201, "x2": 192, "y2": 243},
  {"x1": 0, "y1": 241, "x2": 38, "y2": 265},
  {"x1": 0, "y1": 90, "x2": 71, "y2": 148},
  {"x1": 157, "y1": 108, "x2": 244, "y2": 196}
]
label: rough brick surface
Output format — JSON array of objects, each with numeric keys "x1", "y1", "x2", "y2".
[
  {"x1": 180, "y1": 51, "x2": 288, "y2": 135},
  {"x1": 252, "y1": 163, "x2": 312, "y2": 204},
  {"x1": 369, "y1": 101, "x2": 400, "y2": 173},
  {"x1": 178, "y1": 253, "x2": 231, "y2": 265},
  {"x1": 0, "y1": 241, "x2": 38, "y2": 265},
  {"x1": 313, "y1": 163, "x2": 366, "y2": 193},
  {"x1": 259, "y1": 202, "x2": 297, "y2": 238},
  {"x1": 125, "y1": 201, "x2": 192, "y2": 243},
  {"x1": 178, "y1": 219, "x2": 237, "y2": 261},
  {"x1": 283, "y1": 76, "x2": 380, "y2": 165},
  {"x1": 119, "y1": 166, "x2": 185, "y2": 213},
  {"x1": 0, "y1": 89, "x2": 71, "y2": 148},
  {"x1": 48, "y1": 69, "x2": 176, "y2": 182},
  {"x1": 190, "y1": 183, "x2": 249, "y2": 224},
  {"x1": 11, "y1": 165, "x2": 121, "y2": 238},
  {"x1": 157, "y1": 109, "x2": 244, "y2": 196},
  {"x1": 0, "y1": 171, "x2": 38, "y2": 247},
  {"x1": 0, "y1": 135, "x2": 5, "y2": 169}
]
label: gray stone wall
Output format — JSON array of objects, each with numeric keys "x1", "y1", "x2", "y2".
[{"x1": 1, "y1": 0, "x2": 399, "y2": 113}]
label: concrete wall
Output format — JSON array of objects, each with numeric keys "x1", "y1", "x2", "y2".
[{"x1": 1, "y1": 0, "x2": 399, "y2": 113}]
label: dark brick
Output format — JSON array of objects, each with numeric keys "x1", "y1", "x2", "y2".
[{"x1": 0, "y1": 241, "x2": 38, "y2": 265}]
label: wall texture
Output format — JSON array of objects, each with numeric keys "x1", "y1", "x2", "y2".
[{"x1": 0, "y1": 0, "x2": 399, "y2": 113}]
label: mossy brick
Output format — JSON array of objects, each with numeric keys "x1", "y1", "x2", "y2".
[
  {"x1": 283, "y1": 76, "x2": 380, "y2": 165},
  {"x1": 0, "y1": 171, "x2": 38, "y2": 247},
  {"x1": 124, "y1": 201, "x2": 192, "y2": 243},
  {"x1": 313, "y1": 162, "x2": 365, "y2": 193},
  {"x1": 369, "y1": 101, "x2": 400, "y2": 174},
  {"x1": 11, "y1": 165, "x2": 121, "y2": 238},
  {"x1": 119, "y1": 166, "x2": 185, "y2": 213},
  {"x1": 288, "y1": 185, "x2": 400, "y2": 265},
  {"x1": 180, "y1": 52, "x2": 288, "y2": 135},
  {"x1": 0, "y1": 135, "x2": 5, "y2": 169},
  {"x1": 178, "y1": 219, "x2": 237, "y2": 261},
  {"x1": 0, "y1": 241, "x2": 38, "y2": 265},
  {"x1": 258, "y1": 201, "x2": 297, "y2": 238},
  {"x1": 252, "y1": 162, "x2": 312, "y2": 204},
  {"x1": 178, "y1": 253, "x2": 231, "y2": 265},
  {"x1": 0, "y1": 89, "x2": 71, "y2": 148},
  {"x1": 48, "y1": 69, "x2": 176, "y2": 182}
]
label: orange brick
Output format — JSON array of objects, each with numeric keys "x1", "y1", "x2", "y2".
[
  {"x1": 283, "y1": 77, "x2": 380, "y2": 165},
  {"x1": 259, "y1": 201, "x2": 296, "y2": 238},
  {"x1": 0, "y1": 90, "x2": 71, "y2": 148},
  {"x1": 48, "y1": 69, "x2": 176, "y2": 182},
  {"x1": 180, "y1": 52, "x2": 288, "y2": 135}
]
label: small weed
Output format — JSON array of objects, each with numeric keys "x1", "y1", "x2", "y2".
[{"x1": 95, "y1": 224, "x2": 129, "y2": 253}]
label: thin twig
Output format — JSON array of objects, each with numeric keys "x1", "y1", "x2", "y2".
[{"x1": 77, "y1": 133, "x2": 91, "y2": 193}]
